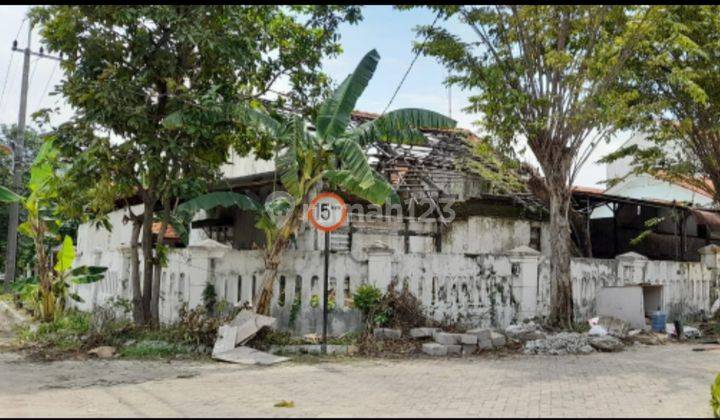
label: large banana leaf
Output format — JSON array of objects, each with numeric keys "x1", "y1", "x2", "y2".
[
  {"x1": 351, "y1": 108, "x2": 457, "y2": 146},
  {"x1": 275, "y1": 118, "x2": 304, "y2": 199},
  {"x1": 54, "y1": 235, "x2": 76, "y2": 274},
  {"x1": 315, "y1": 49, "x2": 380, "y2": 139},
  {"x1": 69, "y1": 265, "x2": 108, "y2": 284},
  {"x1": 332, "y1": 137, "x2": 376, "y2": 189},
  {"x1": 0, "y1": 185, "x2": 21, "y2": 203},
  {"x1": 323, "y1": 169, "x2": 395, "y2": 206},
  {"x1": 28, "y1": 141, "x2": 58, "y2": 193},
  {"x1": 178, "y1": 191, "x2": 263, "y2": 215}
]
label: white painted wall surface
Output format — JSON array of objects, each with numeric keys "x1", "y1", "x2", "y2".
[{"x1": 220, "y1": 150, "x2": 275, "y2": 179}]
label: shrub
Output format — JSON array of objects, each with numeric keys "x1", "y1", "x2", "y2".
[
  {"x1": 16, "y1": 310, "x2": 91, "y2": 352},
  {"x1": 376, "y1": 280, "x2": 427, "y2": 333},
  {"x1": 352, "y1": 284, "x2": 382, "y2": 321},
  {"x1": 202, "y1": 283, "x2": 217, "y2": 315}
]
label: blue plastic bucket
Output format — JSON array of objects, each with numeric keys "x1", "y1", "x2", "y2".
[{"x1": 651, "y1": 311, "x2": 667, "y2": 333}]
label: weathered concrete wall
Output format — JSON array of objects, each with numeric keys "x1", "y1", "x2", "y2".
[{"x1": 71, "y1": 209, "x2": 718, "y2": 334}]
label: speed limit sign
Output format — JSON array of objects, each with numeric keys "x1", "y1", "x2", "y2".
[{"x1": 308, "y1": 192, "x2": 348, "y2": 232}]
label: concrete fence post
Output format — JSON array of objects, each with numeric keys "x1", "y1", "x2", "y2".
[
  {"x1": 364, "y1": 241, "x2": 394, "y2": 291},
  {"x1": 507, "y1": 245, "x2": 542, "y2": 321}
]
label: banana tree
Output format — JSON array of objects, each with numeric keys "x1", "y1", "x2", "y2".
[
  {"x1": 180, "y1": 49, "x2": 456, "y2": 315},
  {"x1": 6, "y1": 140, "x2": 106, "y2": 321}
]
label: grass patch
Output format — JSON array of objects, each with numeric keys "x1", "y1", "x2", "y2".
[{"x1": 15, "y1": 310, "x2": 90, "y2": 352}]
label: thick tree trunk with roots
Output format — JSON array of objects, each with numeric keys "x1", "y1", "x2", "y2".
[{"x1": 547, "y1": 186, "x2": 574, "y2": 328}]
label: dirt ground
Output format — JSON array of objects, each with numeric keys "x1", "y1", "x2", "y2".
[{"x1": 1, "y1": 343, "x2": 719, "y2": 418}]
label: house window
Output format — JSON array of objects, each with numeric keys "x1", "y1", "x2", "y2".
[
  {"x1": 208, "y1": 226, "x2": 233, "y2": 244},
  {"x1": 529, "y1": 226, "x2": 542, "y2": 252}
]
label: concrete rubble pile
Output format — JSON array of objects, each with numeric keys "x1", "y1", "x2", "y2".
[
  {"x1": 523, "y1": 332, "x2": 594, "y2": 355},
  {"x1": 370, "y1": 326, "x2": 509, "y2": 357},
  {"x1": 212, "y1": 310, "x2": 288, "y2": 365}
]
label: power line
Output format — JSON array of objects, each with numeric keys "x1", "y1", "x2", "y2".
[
  {"x1": 0, "y1": 18, "x2": 26, "y2": 114},
  {"x1": 381, "y1": 11, "x2": 442, "y2": 116},
  {"x1": 34, "y1": 60, "x2": 58, "y2": 112},
  {"x1": 27, "y1": 56, "x2": 40, "y2": 91}
]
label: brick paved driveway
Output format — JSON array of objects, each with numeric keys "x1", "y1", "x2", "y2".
[{"x1": 1, "y1": 343, "x2": 718, "y2": 417}]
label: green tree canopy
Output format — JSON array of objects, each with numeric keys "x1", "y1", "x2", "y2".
[
  {"x1": 405, "y1": 5, "x2": 656, "y2": 327},
  {"x1": 600, "y1": 6, "x2": 720, "y2": 204},
  {"x1": 31, "y1": 5, "x2": 361, "y2": 325}
]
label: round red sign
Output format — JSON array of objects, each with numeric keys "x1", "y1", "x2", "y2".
[{"x1": 308, "y1": 192, "x2": 348, "y2": 232}]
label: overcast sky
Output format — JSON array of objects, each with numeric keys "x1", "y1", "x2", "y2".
[{"x1": 0, "y1": 5, "x2": 630, "y2": 188}]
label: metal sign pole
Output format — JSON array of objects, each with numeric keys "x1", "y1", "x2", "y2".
[{"x1": 322, "y1": 230, "x2": 330, "y2": 354}]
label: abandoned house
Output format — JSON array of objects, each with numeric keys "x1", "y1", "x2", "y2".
[{"x1": 71, "y1": 112, "x2": 720, "y2": 334}]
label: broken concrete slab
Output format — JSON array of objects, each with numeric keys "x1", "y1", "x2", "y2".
[
  {"x1": 445, "y1": 344, "x2": 462, "y2": 356},
  {"x1": 409, "y1": 327, "x2": 438, "y2": 339},
  {"x1": 467, "y1": 328, "x2": 492, "y2": 340},
  {"x1": 373, "y1": 328, "x2": 402, "y2": 340},
  {"x1": 588, "y1": 335, "x2": 624, "y2": 352},
  {"x1": 433, "y1": 332, "x2": 461, "y2": 345},
  {"x1": 459, "y1": 334, "x2": 478, "y2": 345},
  {"x1": 229, "y1": 311, "x2": 277, "y2": 345},
  {"x1": 212, "y1": 324, "x2": 238, "y2": 355},
  {"x1": 505, "y1": 322, "x2": 545, "y2": 342},
  {"x1": 490, "y1": 331, "x2": 506, "y2": 348},
  {"x1": 422, "y1": 342, "x2": 447, "y2": 356},
  {"x1": 461, "y1": 344, "x2": 477, "y2": 355},
  {"x1": 213, "y1": 346, "x2": 289, "y2": 365}
]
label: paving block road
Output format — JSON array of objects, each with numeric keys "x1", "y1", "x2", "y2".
[{"x1": 0, "y1": 343, "x2": 718, "y2": 417}]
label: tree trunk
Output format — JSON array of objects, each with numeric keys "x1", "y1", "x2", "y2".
[
  {"x1": 547, "y1": 187, "x2": 574, "y2": 329},
  {"x1": 140, "y1": 199, "x2": 155, "y2": 324},
  {"x1": 253, "y1": 207, "x2": 303, "y2": 315},
  {"x1": 129, "y1": 217, "x2": 144, "y2": 326},
  {"x1": 150, "y1": 200, "x2": 171, "y2": 326},
  {"x1": 254, "y1": 242, "x2": 286, "y2": 316},
  {"x1": 34, "y1": 221, "x2": 53, "y2": 322}
]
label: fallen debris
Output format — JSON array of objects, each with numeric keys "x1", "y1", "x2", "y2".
[
  {"x1": 87, "y1": 346, "x2": 116, "y2": 359},
  {"x1": 588, "y1": 335, "x2": 624, "y2": 352},
  {"x1": 505, "y1": 321, "x2": 545, "y2": 342},
  {"x1": 591, "y1": 316, "x2": 630, "y2": 339},
  {"x1": 666, "y1": 323, "x2": 703, "y2": 340},
  {"x1": 213, "y1": 346, "x2": 288, "y2": 365},
  {"x1": 523, "y1": 333, "x2": 594, "y2": 355},
  {"x1": 422, "y1": 342, "x2": 447, "y2": 356},
  {"x1": 211, "y1": 310, "x2": 286, "y2": 365},
  {"x1": 409, "y1": 327, "x2": 438, "y2": 339},
  {"x1": 212, "y1": 311, "x2": 277, "y2": 355},
  {"x1": 373, "y1": 328, "x2": 402, "y2": 340}
]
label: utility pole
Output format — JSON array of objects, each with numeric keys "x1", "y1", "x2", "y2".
[
  {"x1": 4, "y1": 25, "x2": 32, "y2": 291},
  {"x1": 3, "y1": 23, "x2": 60, "y2": 290}
]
